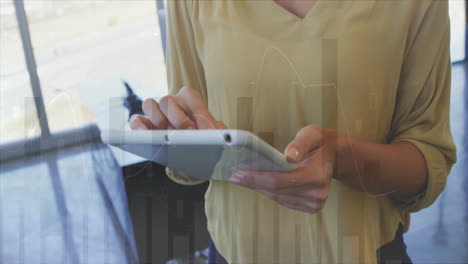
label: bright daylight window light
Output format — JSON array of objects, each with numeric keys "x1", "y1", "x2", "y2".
[
  {"x1": 449, "y1": 0, "x2": 466, "y2": 62},
  {"x1": 1, "y1": 0, "x2": 167, "y2": 161}
]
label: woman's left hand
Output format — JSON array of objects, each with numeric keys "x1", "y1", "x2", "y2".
[{"x1": 229, "y1": 125, "x2": 339, "y2": 214}]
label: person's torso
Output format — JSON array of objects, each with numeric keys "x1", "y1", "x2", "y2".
[{"x1": 188, "y1": 0, "x2": 424, "y2": 262}]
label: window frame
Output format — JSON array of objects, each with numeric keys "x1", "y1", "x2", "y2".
[{"x1": 13, "y1": 0, "x2": 50, "y2": 139}]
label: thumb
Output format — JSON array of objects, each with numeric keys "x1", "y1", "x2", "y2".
[{"x1": 284, "y1": 125, "x2": 323, "y2": 163}]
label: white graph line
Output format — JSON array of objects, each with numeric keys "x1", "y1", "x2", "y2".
[
  {"x1": 256, "y1": 45, "x2": 337, "y2": 90},
  {"x1": 126, "y1": 45, "x2": 399, "y2": 197},
  {"x1": 255, "y1": 45, "x2": 398, "y2": 197},
  {"x1": 1, "y1": 90, "x2": 84, "y2": 153}
]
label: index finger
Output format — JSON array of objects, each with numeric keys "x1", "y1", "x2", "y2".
[{"x1": 177, "y1": 87, "x2": 218, "y2": 129}]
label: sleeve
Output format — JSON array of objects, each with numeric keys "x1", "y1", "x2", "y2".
[
  {"x1": 165, "y1": 167, "x2": 206, "y2": 186},
  {"x1": 166, "y1": 0, "x2": 208, "y2": 101},
  {"x1": 388, "y1": 1, "x2": 457, "y2": 213},
  {"x1": 165, "y1": 0, "x2": 208, "y2": 185}
]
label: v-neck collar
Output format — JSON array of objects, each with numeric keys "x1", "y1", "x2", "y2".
[{"x1": 271, "y1": 0, "x2": 322, "y2": 22}]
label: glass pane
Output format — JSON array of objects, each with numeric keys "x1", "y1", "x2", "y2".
[
  {"x1": 0, "y1": 0, "x2": 40, "y2": 144},
  {"x1": 449, "y1": 0, "x2": 466, "y2": 62},
  {"x1": 25, "y1": 0, "x2": 167, "y2": 133}
]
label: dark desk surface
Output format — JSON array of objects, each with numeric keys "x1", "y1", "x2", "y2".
[{"x1": 0, "y1": 141, "x2": 139, "y2": 264}]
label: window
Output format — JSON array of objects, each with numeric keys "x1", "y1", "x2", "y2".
[
  {"x1": 449, "y1": 0, "x2": 466, "y2": 62},
  {"x1": 0, "y1": 0, "x2": 40, "y2": 144},
  {"x1": 23, "y1": 0, "x2": 167, "y2": 133},
  {"x1": 0, "y1": 0, "x2": 167, "y2": 153}
]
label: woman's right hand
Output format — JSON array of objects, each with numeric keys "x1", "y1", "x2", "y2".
[
  {"x1": 130, "y1": 86, "x2": 226, "y2": 130},
  {"x1": 129, "y1": 86, "x2": 226, "y2": 182}
]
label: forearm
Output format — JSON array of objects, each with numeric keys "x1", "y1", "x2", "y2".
[{"x1": 329, "y1": 130, "x2": 428, "y2": 199}]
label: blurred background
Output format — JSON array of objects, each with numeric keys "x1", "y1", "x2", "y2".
[
  {"x1": 0, "y1": 0, "x2": 167, "y2": 144},
  {"x1": 0, "y1": 0, "x2": 466, "y2": 263}
]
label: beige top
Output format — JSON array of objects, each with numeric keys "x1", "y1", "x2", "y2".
[{"x1": 165, "y1": 0, "x2": 457, "y2": 263}]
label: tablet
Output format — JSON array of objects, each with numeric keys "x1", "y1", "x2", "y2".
[{"x1": 101, "y1": 129, "x2": 299, "y2": 181}]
